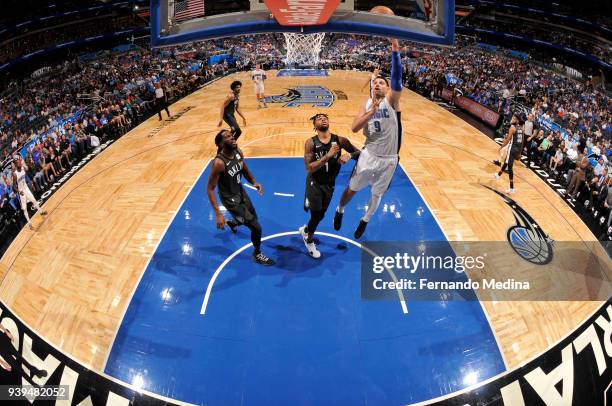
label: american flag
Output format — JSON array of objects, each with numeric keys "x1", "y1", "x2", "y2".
[{"x1": 174, "y1": 0, "x2": 205, "y2": 22}]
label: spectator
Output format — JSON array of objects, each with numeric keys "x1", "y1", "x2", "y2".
[
  {"x1": 549, "y1": 147, "x2": 564, "y2": 173},
  {"x1": 587, "y1": 169, "x2": 608, "y2": 210},
  {"x1": 566, "y1": 148, "x2": 590, "y2": 200},
  {"x1": 154, "y1": 82, "x2": 170, "y2": 121},
  {"x1": 593, "y1": 158, "x2": 606, "y2": 177}
]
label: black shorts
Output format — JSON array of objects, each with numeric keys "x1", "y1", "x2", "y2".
[
  {"x1": 304, "y1": 178, "x2": 334, "y2": 213},
  {"x1": 507, "y1": 148, "x2": 520, "y2": 168},
  {"x1": 223, "y1": 114, "x2": 240, "y2": 132},
  {"x1": 223, "y1": 190, "x2": 258, "y2": 225}
]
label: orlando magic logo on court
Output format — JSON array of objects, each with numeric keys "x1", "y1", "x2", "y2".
[
  {"x1": 262, "y1": 85, "x2": 335, "y2": 107},
  {"x1": 483, "y1": 185, "x2": 554, "y2": 265}
]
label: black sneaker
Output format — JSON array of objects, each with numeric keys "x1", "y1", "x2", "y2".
[
  {"x1": 333, "y1": 210, "x2": 343, "y2": 231},
  {"x1": 253, "y1": 252, "x2": 275, "y2": 266},
  {"x1": 354, "y1": 220, "x2": 368, "y2": 239}
]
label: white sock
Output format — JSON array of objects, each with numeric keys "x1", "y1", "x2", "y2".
[
  {"x1": 336, "y1": 205, "x2": 345, "y2": 214},
  {"x1": 362, "y1": 194, "x2": 382, "y2": 222}
]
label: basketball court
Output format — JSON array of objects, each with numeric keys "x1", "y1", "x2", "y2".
[{"x1": 0, "y1": 1, "x2": 610, "y2": 405}]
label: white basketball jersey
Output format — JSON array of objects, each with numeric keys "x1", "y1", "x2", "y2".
[
  {"x1": 15, "y1": 168, "x2": 28, "y2": 191},
  {"x1": 251, "y1": 69, "x2": 265, "y2": 83},
  {"x1": 363, "y1": 98, "x2": 402, "y2": 157}
]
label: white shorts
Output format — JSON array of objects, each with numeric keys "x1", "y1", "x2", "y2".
[
  {"x1": 349, "y1": 148, "x2": 398, "y2": 195},
  {"x1": 254, "y1": 82, "x2": 265, "y2": 94},
  {"x1": 19, "y1": 187, "x2": 37, "y2": 210}
]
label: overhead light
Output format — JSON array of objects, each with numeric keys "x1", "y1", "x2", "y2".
[
  {"x1": 463, "y1": 371, "x2": 478, "y2": 386},
  {"x1": 132, "y1": 374, "x2": 145, "y2": 390}
]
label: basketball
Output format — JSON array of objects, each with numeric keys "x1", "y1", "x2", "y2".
[{"x1": 370, "y1": 5, "x2": 395, "y2": 15}]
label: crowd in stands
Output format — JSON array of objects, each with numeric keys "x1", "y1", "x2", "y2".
[
  {"x1": 320, "y1": 33, "x2": 612, "y2": 237},
  {"x1": 0, "y1": 34, "x2": 287, "y2": 237},
  {"x1": 403, "y1": 39, "x2": 612, "y2": 236},
  {"x1": 405, "y1": 42, "x2": 611, "y2": 139},
  {"x1": 457, "y1": 0, "x2": 612, "y2": 32},
  {"x1": 1, "y1": 30, "x2": 612, "y2": 240},
  {"x1": 0, "y1": 15, "x2": 143, "y2": 65},
  {"x1": 461, "y1": 17, "x2": 612, "y2": 64}
]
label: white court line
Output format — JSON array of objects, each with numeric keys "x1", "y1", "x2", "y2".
[
  {"x1": 241, "y1": 139, "x2": 507, "y2": 370},
  {"x1": 343, "y1": 138, "x2": 509, "y2": 369},
  {"x1": 102, "y1": 159, "x2": 212, "y2": 371},
  {"x1": 274, "y1": 192, "x2": 294, "y2": 197},
  {"x1": 243, "y1": 183, "x2": 257, "y2": 190},
  {"x1": 199, "y1": 231, "x2": 408, "y2": 315},
  {"x1": 397, "y1": 161, "x2": 510, "y2": 370}
]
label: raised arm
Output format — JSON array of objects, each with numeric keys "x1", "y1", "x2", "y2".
[
  {"x1": 386, "y1": 39, "x2": 402, "y2": 110},
  {"x1": 304, "y1": 138, "x2": 339, "y2": 174},
  {"x1": 351, "y1": 98, "x2": 380, "y2": 133},
  {"x1": 12, "y1": 172, "x2": 19, "y2": 195},
  {"x1": 360, "y1": 77, "x2": 371, "y2": 93},
  {"x1": 338, "y1": 137, "x2": 361, "y2": 159},
  {"x1": 337, "y1": 136, "x2": 361, "y2": 164}
]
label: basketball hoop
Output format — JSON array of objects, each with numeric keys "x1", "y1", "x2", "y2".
[{"x1": 283, "y1": 32, "x2": 326, "y2": 67}]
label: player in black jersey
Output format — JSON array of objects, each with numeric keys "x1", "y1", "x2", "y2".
[
  {"x1": 301, "y1": 113, "x2": 360, "y2": 258},
  {"x1": 494, "y1": 114, "x2": 526, "y2": 194},
  {"x1": 207, "y1": 129, "x2": 274, "y2": 266},
  {"x1": 218, "y1": 81, "x2": 246, "y2": 140}
]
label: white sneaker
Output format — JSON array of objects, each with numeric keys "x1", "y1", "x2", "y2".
[
  {"x1": 299, "y1": 225, "x2": 321, "y2": 259},
  {"x1": 506, "y1": 188, "x2": 515, "y2": 194},
  {"x1": 494, "y1": 173, "x2": 501, "y2": 180}
]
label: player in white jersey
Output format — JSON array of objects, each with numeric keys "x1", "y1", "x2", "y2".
[
  {"x1": 334, "y1": 39, "x2": 403, "y2": 239},
  {"x1": 251, "y1": 64, "x2": 267, "y2": 109},
  {"x1": 12, "y1": 158, "x2": 46, "y2": 229}
]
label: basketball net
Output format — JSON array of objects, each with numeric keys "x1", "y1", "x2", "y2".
[{"x1": 283, "y1": 33, "x2": 325, "y2": 67}]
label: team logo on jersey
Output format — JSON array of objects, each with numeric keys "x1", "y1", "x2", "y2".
[
  {"x1": 262, "y1": 86, "x2": 335, "y2": 107},
  {"x1": 483, "y1": 185, "x2": 554, "y2": 265}
]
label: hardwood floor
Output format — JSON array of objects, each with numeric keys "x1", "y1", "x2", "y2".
[{"x1": 0, "y1": 70, "x2": 606, "y2": 372}]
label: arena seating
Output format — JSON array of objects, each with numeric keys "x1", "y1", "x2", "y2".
[{"x1": 0, "y1": 31, "x2": 610, "y2": 246}]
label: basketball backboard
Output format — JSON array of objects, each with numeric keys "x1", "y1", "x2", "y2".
[{"x1": 150, "y1": 0, "x2": 455, "y2": 47}]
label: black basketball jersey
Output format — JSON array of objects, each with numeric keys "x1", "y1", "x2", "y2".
[
  {"x1": 223, "y1": 95, "x2": 238, "y2": 117},
  {"x1": 510, "y1": 125, "x2": 524, "y2": 154},
  {"x1": 310, "y1": 134, "x2": 341, "y2": 186},
  {"x1": 216, "y1": 151, "x2": 244, "y2": 205}
]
